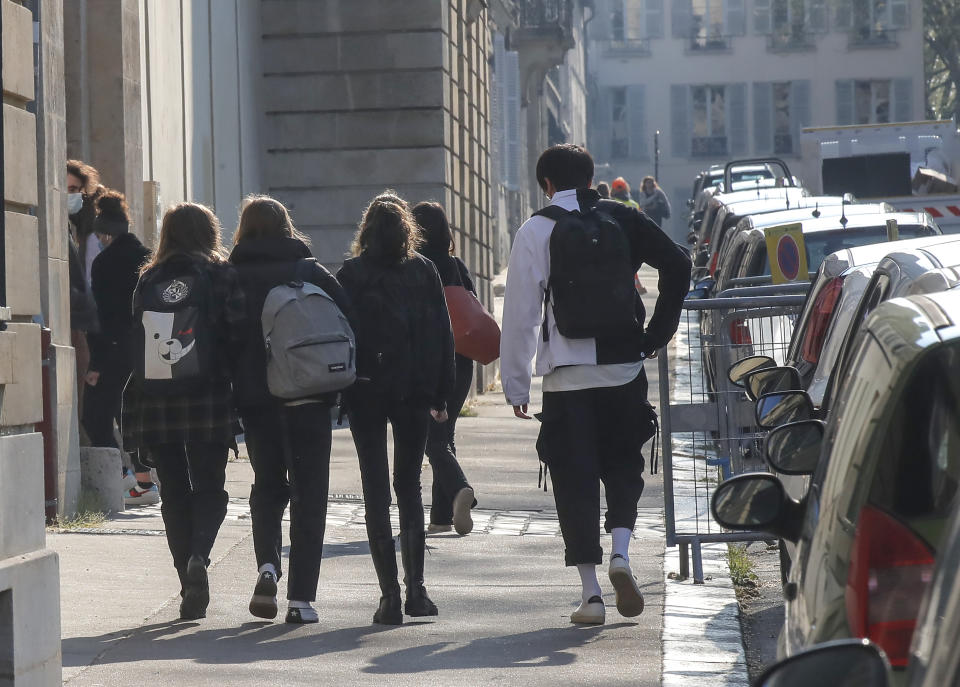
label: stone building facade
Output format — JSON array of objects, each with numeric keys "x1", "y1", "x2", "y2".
[{"x1": 0, "y1": 0, "x2": 65, "y2": 681}]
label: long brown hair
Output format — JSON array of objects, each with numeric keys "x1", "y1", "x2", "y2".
[
  {"x1": 412, "y1": 201, "x2": 454, "y2": 263},
  {"x1": 141, "y1": 202, "x2": 226, "y2": 275},
  {"x1": 350, "y1": 191, "x2": 422, "y2": 264},
  {"x1": 234, "y1": 194, "x2": 310, "y2": 245}
]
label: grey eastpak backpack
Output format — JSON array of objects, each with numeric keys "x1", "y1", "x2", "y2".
[{"x1": 261, "y1": 280, "x2": 356, "y2": 400}]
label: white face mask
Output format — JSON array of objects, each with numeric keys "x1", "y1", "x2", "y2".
[{"x1": 67, "y1": 192, "x2": 83, "y2": 215}]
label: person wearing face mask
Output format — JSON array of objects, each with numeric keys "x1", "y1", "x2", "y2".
[
  {"x1": 67, "y1": 160, "x2": 106, "y2": 286},
  {"x1": 66, "y1": 164, "x2": 100, "y2": 424},
  {"x1": 84, "y1": 190, "x2": 158, "y2": 506}
]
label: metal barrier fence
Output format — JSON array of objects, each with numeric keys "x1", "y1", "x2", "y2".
[{"x1": 657, "y1": 286, "x2": 809, "y2": 583}]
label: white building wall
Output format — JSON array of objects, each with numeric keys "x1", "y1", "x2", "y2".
[
  {"x1": 139, "y1": 0, "x2": 262, "y2": 243},
  {"x1": 588, "y1": 0, "x2": 925, "y2": 240}
]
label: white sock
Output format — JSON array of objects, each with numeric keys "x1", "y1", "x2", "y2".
[
  {"x1": 577, "y1": 564, "x2": 603, "y2": 603},
  {"x1": 258, "y1": 563, "x2": 277, "y2": 578},
  {"x1": 288, "y1": 600, "x2": 313, "y2": 609},
  {"x1": 612, "y1": 528, "x2": 632, "y2": 562}
]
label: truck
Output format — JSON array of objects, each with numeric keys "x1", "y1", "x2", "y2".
[{"x1": 798, "y1": 118, "x2": 960, "y2": 233}]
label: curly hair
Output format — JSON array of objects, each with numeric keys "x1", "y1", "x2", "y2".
[
  {"x1": 351, "y1": 191, "x2": 422, "y2": 264},
  {"x1": 95, "y1": 189, "x2": 130, "y2": 222},
  {"x1": 66, "y1": 159, "x2": 101, "y2": 196},
  {"x1": 141, "y1": 202, "x2": 226, "y2": 275}
]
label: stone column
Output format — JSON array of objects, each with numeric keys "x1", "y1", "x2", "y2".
[
  {"x1": 0, "y1": 0, "x2": 63, "y2": 682},
  {"x1": 66, "y1": 0, "x2": 144, "y2": 235},
  {"x1": 35, "y1": 0, "x2": 81, "y2": 517}
]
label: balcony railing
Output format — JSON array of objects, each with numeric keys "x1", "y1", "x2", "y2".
[
  {"x1": 603, "y1": 38, "x2": 652, "y2": 56},
  {"x1": 767, "y1": 29, "x2": 815, "y2": 52},
  {"x1": 518, "y1": 0, "x2": 572, "y2": 29},
  {"x1": 849, "y1": 27, "x2": 898, "y2": 48},
  {"x1": 687, "y1": 34, "x2": 732, "y2": 52}
]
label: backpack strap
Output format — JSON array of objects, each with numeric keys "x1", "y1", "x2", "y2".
[
  {"x1": 533, "y1": 205, "x2": 573, "y2": 222},
  {"x1": 533, "y1": 205, "x2": 577, "y2": 343}
]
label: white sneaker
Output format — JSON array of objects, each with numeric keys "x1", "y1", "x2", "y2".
[
  {"x1": 249, "y1": 571, "x2": 278, "y2": 620},
  {"x1": 452, "y1": 487, "x2": 475, "y2": 535},
  {"x1": 570, "y1": 595, "x2": 605, "y2": 624},
  {"x1": 608, "y1": 554, "x2": 644, "y2": 617},
  {"x1": 121, "y1": 469, "x2": 137, "y2": 492},
  {"x1": 125, "y1": 483, "x2": 160, "y2": 506}
]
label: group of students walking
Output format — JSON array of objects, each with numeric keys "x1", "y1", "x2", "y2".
[{"x1": 69, "y1": 141, "x2": 690, "y2": 629}]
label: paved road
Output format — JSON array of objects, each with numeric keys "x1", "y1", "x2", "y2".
[{"x1": 55, "y1": 274, "x2": 668, "y2": 685}]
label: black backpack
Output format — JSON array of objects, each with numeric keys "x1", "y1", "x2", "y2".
[
  {"x1": 134, "y1": 264, "x2": 215, "y2": 395},
  {"x1": 535, "y1": 203, "x2": 639, "y2": 341},
  {"x1": 354, "y1": 267, "x2": 415, "y2": 398}
]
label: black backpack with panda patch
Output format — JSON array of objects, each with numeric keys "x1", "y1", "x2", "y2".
[{"x1": 134, "y1": 262, "x2": 216, "y2": 395}]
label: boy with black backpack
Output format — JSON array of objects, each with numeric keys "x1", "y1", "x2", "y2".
[{"x1": 501, "y1": 144, "x2": 690, "y2": 624}]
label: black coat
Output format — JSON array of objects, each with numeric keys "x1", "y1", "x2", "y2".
[
  {"x1": 88, "y1": 232, "x2": 150, "y2": 372},
  {"x1": 421, "y1": 251, "x2": 475, "y2": 294},
  {"x1": 337, "y1": 252, "x2": 455, "y2": 410},
  {"x1": 229, "y1": 236, "x2": 355, "y2": 409}
]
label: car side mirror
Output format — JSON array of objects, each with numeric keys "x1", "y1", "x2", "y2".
[
  {"x1": 743, "y1": 366, "x2": 802, "y2": 402},
  {"x1": 765, "y1": 420, "x2": 825, "y2": 475},
  {"x1": 711, "y1": 473, "x2": 803, "y2": 542},
  {"x1": 756, "y1": 390, "x2": 815, "y2": 429},
  {"x1": 728, "y1": 355, "x2": 776, "y2": 387},
  {"x1": 753, "y1": 639, "x2": 889, "y2": 687}
]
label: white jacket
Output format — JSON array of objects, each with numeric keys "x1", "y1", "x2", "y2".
[{"x1": 501, "y1": 190, "x2": 605, "y2": 406}]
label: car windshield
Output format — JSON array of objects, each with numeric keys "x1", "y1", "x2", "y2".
[{"x1": 761, "y1": 224, "x2": 936, "y2": 274}]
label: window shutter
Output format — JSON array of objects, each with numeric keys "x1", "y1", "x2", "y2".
[
  {"x1": 729, "y1": 83, "x2": 748, "y2": 155},
  {"x1": 807, "y1": 0, "x2": 827, "y2": 31},
  {"x1": 791, "y1": 80, "x2": 812, "y2": 154},
  {"x1": 593, "y1": 0, "x2": 613, "y2": 39},
  {"x1": 834, "y1": 0, "x2": 853, "y2": 29},
  {"x1": 889, "y1": 0, "x2": 908, "y2": 29},
  {"x1": 628, "y1": 86, "x2": 648, "y2": 159},
  {"x1": 753, "y1": 82, "x2": 773, "y2": 154},
  {"x1": 725, "y1": 0, "x2": 747, "y2": 35},
  {"x1": 671, "y1": 85, "x2": 690, "y2": 157},
  {"x1": 753, "y1": 0, "x2": 772, "y2": 33},
  {"x1": 893, "y1": 78, "x2": 912, "y2": 122},
  {"x1": 592, "y1": 89, "x2": 614, "y2": 162},
  {"x1": 835, "y1": 80, "x2": 854, "y2": 125},
  {"x1": 645, "y1": 0, "x2": 665, "y2": 38},
  {"x1": 504, "y1": 50, "x2": 522, "y2": 190},
  {"x1": 671, "y1": 0, "x2": 693, "y2": 38}
]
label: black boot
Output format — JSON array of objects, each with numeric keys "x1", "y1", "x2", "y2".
[
  {"x1": 400, "y1": 530, "x2": 438, "y2": 617},
  {"x1": 369, "y1": 537, "x2": 402, "y2": 625}
]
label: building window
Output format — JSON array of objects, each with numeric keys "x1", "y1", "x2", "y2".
[
  {"x1": 612, "y1": 0, "x2": 626, "y2": 40},
  {"x1": 611, "y1": 87, "x2": 630, "y2": 158},
  {"x1": 836, "y1": 78, "x2": 912, "y2": 124},
  {"x1": 691, "y1": 0, "x2": 729, "y2": 48},
  {"x1": 753, "y1": 80, "x2": 810, "y2": 155},
  {"x1": 608, "y1": 0, "x2": 663, "y2": 51},
  {"x1": 838, "y1": 0, "x2": 909, "y2": 44},
  {"x1": 854, "y1": 79, "x2": 890, "y2": 123},
  {"x1": 691, "y1": 85, "x2": 728, "y2": 156},
  {"x1": 772, "y1": 83, "x2": 792, "y2": 153},
  {"x1": 673, "y1": 0, "x2": 745, "y2": 50}
]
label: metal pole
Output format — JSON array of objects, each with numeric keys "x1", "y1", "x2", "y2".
[
  {"x1": 0, "y1": 2, "x2": 6, "y2": 308},
  {"x1": 654, "y1": 130, "x2": 660, "y2": 180}
]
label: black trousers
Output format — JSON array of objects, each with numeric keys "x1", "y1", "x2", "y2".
[
  {"x1": 536, "y1": 370, "x2": 648, "y2": 566},
  {"x1": 83, "y1": 352, "x2": 150, "y2": 473},
  {"x1": 348, "y1": 387, "x2": 431, "y2": 543},
  {"x1": 152, "y1": 442, "x2": 229, "y2": 580},
  {"x1": 243, "y1": 403, "x2": 332, "y2": 602},
  {"x1": 425, "y1": 355, "x2": 474, "y2": 524}
]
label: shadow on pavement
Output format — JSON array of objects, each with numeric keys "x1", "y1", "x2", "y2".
[
  {"x1": 362, "y1": 623, "x2": 634, "y2": 673},
  {"x1": 64, "y1": 619, "x2": 636, "y2": 672}
]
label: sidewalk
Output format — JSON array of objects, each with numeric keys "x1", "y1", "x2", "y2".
[{"x1": 55, "y1": 304, "x2": 668, "y2": 685}]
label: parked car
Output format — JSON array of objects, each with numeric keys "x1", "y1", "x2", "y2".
[
  {"x1": 713, "y1": 289, "x2": 960, "y2": 668},
  {"x1": 711, "y1": 202, "x2": 896, "y2": 291},
  {"x1": 753, "y1": 484, "x2": 960, "y2": 686},
  {"x1": 786, "y1": 235, "x2": 960, "y2": 407}
]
